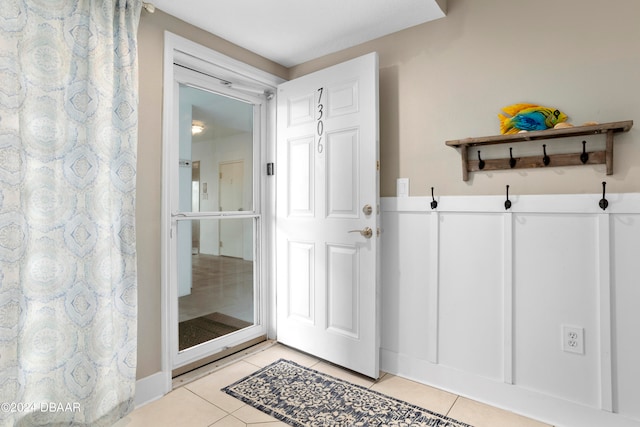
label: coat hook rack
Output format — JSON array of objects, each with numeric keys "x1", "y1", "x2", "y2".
[
  {"x1": 542, "y1": 144, "x2": 550, "y2": 166},
  {"x1": 504, "y1": 185, "x2": 512, "y2": 210},
  {"x1": 477, "y1": 150, "x2": 485, "y2": 170},
  {"x1": 599, "y1": 181, "x2": 609, "y2": 211},
  {"x1": 430, "y1": 187, "x2": 438, "y2": 209},
  {"x1": 445, "y1": 121, "x2": 633, "y2": 181},
  {"x1": 580, "y1": 141, "x2": 589, "y2": 164}
]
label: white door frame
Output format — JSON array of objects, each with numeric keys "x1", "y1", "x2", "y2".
[{"x1": 160, "y1": 32, "x2": 284, "y2": 393}]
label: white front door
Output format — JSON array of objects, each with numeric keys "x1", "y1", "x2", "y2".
[{"x1": 276, "y1": 53, "x2": 380, "y2": 378}]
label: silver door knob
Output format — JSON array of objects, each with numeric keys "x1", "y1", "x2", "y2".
[{"x1": 348, "y1": 227, "x2": 373, "y2": 238}]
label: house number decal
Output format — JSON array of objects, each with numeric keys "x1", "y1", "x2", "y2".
[{"x1": 317, "y1": 87, "x2": 324, "y2": 154}]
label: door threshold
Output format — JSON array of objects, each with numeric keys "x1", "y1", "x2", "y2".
[{"x1": 172, "y1": 337, "x2": 275, "y2": 389}]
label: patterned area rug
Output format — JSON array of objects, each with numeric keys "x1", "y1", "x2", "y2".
[
  {"x1": 179, "y1": 312, "x2": 251, "y2": 350},
  {"x1": 222, "y1": 359, "x2": 472, "y2": 427}
]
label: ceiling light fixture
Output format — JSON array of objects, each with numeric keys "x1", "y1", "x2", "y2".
[{"x1": 191, "y1": 121, "x2": 204, "y2": 135}]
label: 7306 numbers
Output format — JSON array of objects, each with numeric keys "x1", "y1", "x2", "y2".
[{"x1": 317, "y1": 87, "x2": 324, "y2": 154}]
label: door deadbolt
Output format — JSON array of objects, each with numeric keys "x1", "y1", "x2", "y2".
[
  {"x1": 362, "y1": 204, "x2": 373, "y2": 215},
  {"x1": 348, "y1": 227, "x2": 373, "y2": 239}
]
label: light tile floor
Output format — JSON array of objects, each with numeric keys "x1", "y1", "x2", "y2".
[{"x1": 114, "y1": 342, "x2": 553, "y2": 427}]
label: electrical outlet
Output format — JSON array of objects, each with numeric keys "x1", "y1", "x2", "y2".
[{"x1": 562, "y1": 325, "x2": 584, "y2": 355}]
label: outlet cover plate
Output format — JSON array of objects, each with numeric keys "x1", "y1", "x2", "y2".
[
  {"x1": 397, "y1": 178, "x2": 409, "y2": 198},
  {"x1": 562, "y1": 325, "x2": 584, "y2": 355}
]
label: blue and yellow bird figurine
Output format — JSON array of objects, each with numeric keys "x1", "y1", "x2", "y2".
[{"x1": 498, "y1": 103, "x2": 568, "y2": 134}]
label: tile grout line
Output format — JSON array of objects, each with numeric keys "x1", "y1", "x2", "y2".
[
  {"x1": 208, "y1": 413, "x2": 246, "y2": 427},
  {"x1": 445, "y1": 395, "x2": 461, "y2": 417},
  {"x1": 181, "y1": 386, "x2": 231, "y2": 416},
  {"x1": 370, "y1": 372, "x2": 389, "y2": 389}
]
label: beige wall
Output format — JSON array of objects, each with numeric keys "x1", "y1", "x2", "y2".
[
  {"x1": 291, "y1": 0, "x2": 640, "y2": 197},
  {"x1": 136, "y1": 0, "x2": 639, "y2": 379},
  {"x1": 136, "y1": 10, "x2": 287, "y2": 379}
]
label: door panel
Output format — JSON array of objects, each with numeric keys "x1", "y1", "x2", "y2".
[
  {"x1": 219, "y1": 160, "x2": 244, "y2": 258},
  {"x1": 288, "y1": 95, "x2": 315, "y2": 126},
  {"x1": 327, "y1": 128, "x2": 359, "y2": 218},
  {"x1": 287, "y1": 241, "x2": 314, "y2": 322},
  {"x1": 327, "y1": 79, "x2": 359, "y2": 117},
  {"x1": 327, "y1": 244, "x2": 359, "y2": 338},
  {"x1": 276, "y1": 52, "x2": 380, "y2": 378},
  {"x1": 288, "y1": 137, "x2": 314, "y2": 216}
]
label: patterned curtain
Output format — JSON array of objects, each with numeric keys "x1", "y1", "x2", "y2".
[{"x1": 0, "y1": 1, "x2": 141, "y2": 425}]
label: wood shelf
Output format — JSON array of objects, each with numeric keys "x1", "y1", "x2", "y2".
[{"x1": 446, "y1": 120, "x2": 633, "y2": 181}]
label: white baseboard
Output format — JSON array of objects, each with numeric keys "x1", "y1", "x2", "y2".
[
  {"x1": 134, "y1": 372, "x2": 167, "y2": 408},
  {"x1": 381, "y1": 348, "x2": 640, "y2": 427}
]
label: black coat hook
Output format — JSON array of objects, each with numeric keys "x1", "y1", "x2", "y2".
[
  {"x1": 504, "y1": 185, "x2": 512, "y2": 210},
  {"x1": 430, "y1": 187, "x2": 438, "y2": 210},
  {"x1": 477, "y1": 150, "x2": 485, "y2": 170},
  {"x1": 509, "y1": 147, "x2": 516, "y2": 168},
  {"x1": 599, "y1": 181, "x2": 608, "y2": 211},
  {"x1": 580, "y1": 141, "x2": 589, "y2": 164},
  {"x1": 543, "y1": 144, "x2": 550, "y2": 166}
]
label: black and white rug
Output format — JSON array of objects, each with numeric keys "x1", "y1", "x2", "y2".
[{"x1": 222, "y1": 359, "x2": 472, "y2": 427}]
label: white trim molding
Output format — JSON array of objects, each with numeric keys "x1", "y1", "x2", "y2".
[{"x1": 134, "y1": 372, "x2": 166, "y2": 408}]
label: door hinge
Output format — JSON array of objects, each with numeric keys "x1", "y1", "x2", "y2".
[
  {"x1": 376, "y1": 160, "x2": 380, "y2": 171},
  {"x1": 267, "y1": 162, "x2": 275, "y2": 176}
]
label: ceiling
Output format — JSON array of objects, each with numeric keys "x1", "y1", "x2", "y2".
[
  {"x1": 150, "y1": 0, "x2": 447, "y2": 67},
  {"x1": 181, "y1": 85, "x2": 253, "y2": 143}
]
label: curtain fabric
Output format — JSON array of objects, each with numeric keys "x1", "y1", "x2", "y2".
[{"x1": 0, "y1": 1, "x2": 142, "y2": 425}]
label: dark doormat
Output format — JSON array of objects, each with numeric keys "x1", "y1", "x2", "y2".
[
  {"x1": 179, "y1": 312, "x2": 252, "y2": 350},
  {"x1": 222, "y1": 359, "x2": 473, "y2": 426}
]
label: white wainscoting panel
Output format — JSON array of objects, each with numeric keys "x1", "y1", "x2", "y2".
[
  {"x1": 438, "y1": 212, "x2": 504, "y2": 382},
  {"x1": 611, "y1": 214, "x2": 640, "y2": 420},
  {"x1": 380, "y1": 194, "x2": 640, "y2": 427},
  {"x1": 381, "y1": 211, "x2": 432, "y2": 361},
  {"x1": 513, "y1": 213, "x2": 599, "y2": 407}
]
